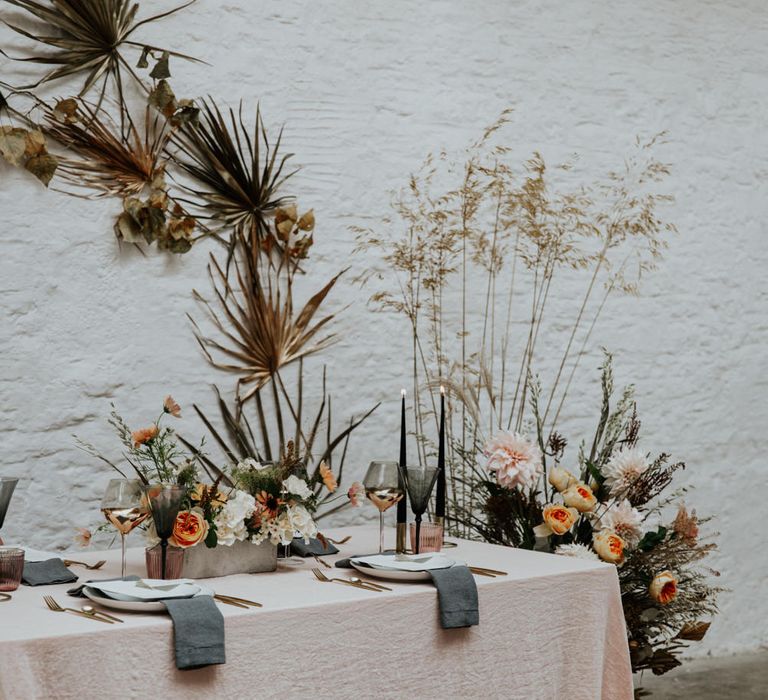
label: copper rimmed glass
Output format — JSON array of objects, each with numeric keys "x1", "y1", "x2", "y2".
[{"x1": 0, "y1": 547, "x2": 24, "y2": 592}]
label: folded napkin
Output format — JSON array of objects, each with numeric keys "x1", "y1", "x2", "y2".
[
  {"x1": 289, "y1": 537, "x2": 339, "y2": 557},
  {"x1": 429, "y1": 565, "x2": 479, "y2": 629},
  {"x1": 335, "y1": 551, "x2": 395, "y2": 568},
  {"x1": 67, "y1": 575, "x2": 139, "y2": 598},
  {"x1": 22, "y1": 558, "x2": 78, "y2": 586},
  {"x1": 339, "y1": 554, "x2": 479, "y2": 630},
  {"x1": 163, "y1": 596, "x2": 226, "y2": 670}
]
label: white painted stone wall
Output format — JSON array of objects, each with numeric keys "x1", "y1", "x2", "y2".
[{"x1": 1, "y1": 0, "x2": 765, "y2": 657}]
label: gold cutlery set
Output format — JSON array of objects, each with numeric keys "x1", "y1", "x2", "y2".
[
  {"x1": 311, "y1": 567, "x2": 391, "y2": 592},
  {"x1": 63, "y1": 559, "x2": 107, "y2": 571},
  {"x1": 43, "y1": 595, "x2": 120, "y2": 624},
  {"x1": 213, "y1": 594, "x2": 262, "y2": 609}
]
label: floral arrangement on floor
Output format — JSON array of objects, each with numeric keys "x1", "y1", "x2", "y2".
[
  {"x1": 359, "y1": 115, "x2": 719, "y2": 679},
  {"x1": 454, "y1": 355, "x2": 721, "y2": 677}
]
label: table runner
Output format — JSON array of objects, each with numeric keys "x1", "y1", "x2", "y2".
[{"x1": 0, "y1": 525, "x2": 632, "y2": 699}]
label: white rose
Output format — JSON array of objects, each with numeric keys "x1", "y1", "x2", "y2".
[{"x1": 282, "y1": 475, "x2": 313, "y2": 500}]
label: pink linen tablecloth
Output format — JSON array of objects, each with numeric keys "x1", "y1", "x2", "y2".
[{"x1": 0, "y1": 525, "x2": 632, "y2": 700}]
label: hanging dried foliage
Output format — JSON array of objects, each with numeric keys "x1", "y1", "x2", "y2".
[
  {"x1": 173, "y1": 99, "x2": 297, "y2": 255},
  {"x1": 190, "y1": 221, "x2": 341, "y2": 402},
  {"x1": 2, "y1": 0, "x2": 200, "y2": 110},
  {"x1": 43, "y1": 97, "x2": 196, "y2": 252}
]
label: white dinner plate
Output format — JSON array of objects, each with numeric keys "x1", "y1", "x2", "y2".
[
  {"x1": 350, "y1": 553, "x2": 456, "y2": 582},
  {"x1": 82, "y1": 585, "x2": 213, "y2": 613},
  {"x1": 86, "y1": 579, "x2": 200, "y2": 602}
]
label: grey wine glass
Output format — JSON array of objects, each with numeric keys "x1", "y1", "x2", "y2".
[
  {"x1": 399, "y1": 465, "x2": 439, "y2": 554},
  {"x1": 363, "y1": 461, "x2": 404, "y2": 553},
  {"x1": 142, "y1": 484, "x2": 186, "y2": 580},
  {"x1": 0, "y1": 478, "x2": 19, "y2": 546}
]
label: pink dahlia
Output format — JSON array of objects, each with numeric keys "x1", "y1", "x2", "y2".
[{"x1": 484, "y1": 431, "x2": 543, "y2": 490}]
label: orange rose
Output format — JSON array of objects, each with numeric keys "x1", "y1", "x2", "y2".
[
  {"x1": 319, "y1": 460, "x2": 337, "y2": 493},
  {"x1": 171, "y1": 508, "x2": 209, "y2": 548},
  {"x1": 562, "y1": 482, "x2": 597, "y2": 512},
  {"x1": 534, "y1": 504, "x2": 579, "y2": 537},
  {"x1": 649, "y1": 571, "x2": 678, "y2": 604},
  {"x1": 593, "y1": 529, "x2": 626, "y2": 565},
  {"x1": 132, "y1": 425, "x2": 159, "y2": 448}
]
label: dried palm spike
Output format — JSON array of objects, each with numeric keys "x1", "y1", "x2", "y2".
[
  {"x1": 3, "y1": 0, "x2": 200, "y2": 111},
  {"x1": 190, "y1": 245, "x2": 341, "y2": 402},
  {"x1": 174, "y1": 99, "x2": 297, "y2": 255}
]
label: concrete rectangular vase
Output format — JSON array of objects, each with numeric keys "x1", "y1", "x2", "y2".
[{"x1": 182, "y1": 539, "x2": 278, "y2": 578}]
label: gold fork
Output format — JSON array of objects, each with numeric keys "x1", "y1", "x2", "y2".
[
  {"x1": 43, "y1": 595, "x2": 114, "y2": 623},
  {"x1": 311, "y1": 568, "x2": 381, "y2": 592},
  {"x1": 312, "y1": 553, "x2": 332, "y2": 569},
  {"x1": 214, "y1": 594, "x2": 262, "y2": 608},
  {"x1": 63, "y1": 559, "x2": 107, "y2": 571}
]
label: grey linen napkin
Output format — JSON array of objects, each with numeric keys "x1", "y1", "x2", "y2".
[
  {"x1": 67, "y1": 574, "x2": 140, "y2": 598},
  {"x1": 289, "y1": 537, "x2": 339, "y2": 557},
  {"x1": 338, "y1": 555, "x2": 479, "y2": 630},
  {"x1": 429, "y1": 565, "x2": 479, "y2": 629},
  {"x1": 163, "y1": 596, "x2": 226, "y2": 670},
  {"x1": 22, "y1": 558, "x2": 78, "y2": 586}
]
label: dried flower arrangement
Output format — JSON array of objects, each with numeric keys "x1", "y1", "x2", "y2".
[
  {"x1": 358, "y1": 113, "x2": 719, "y2": 677},
  {"x1": 0, "y1": 0, "x2": 202, "y2": 252}
]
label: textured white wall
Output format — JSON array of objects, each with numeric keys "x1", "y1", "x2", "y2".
[{"x1": 1, "y1": 0, "x2": 766, "y2": 656}]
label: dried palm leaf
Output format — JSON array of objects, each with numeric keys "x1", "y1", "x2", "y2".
[
  {"x1": 3, "y1": 0, "x2": 200, "y2": 109},
  {"x1": 173, "y1": 99, "x2": 297, "y2": 253},
  {"x1": 44, "y1": 99, "x2": 168, "y2": 197},
  {"x1": 190, "y1": 244, "x2": 342, "y2": 402}
]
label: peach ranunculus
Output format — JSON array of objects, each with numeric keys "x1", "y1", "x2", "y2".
[
  {"x1": 593, "y1": 529, "x2": 626, "y2": 565},
  {"x1": 74, "y1": 527, "x2": 92, "y2": 547},
  {"x1": 649, "y1": 571, "x2": 678, "y2": 605},
  {"x1": 163, "y1": 395, "x2": 182, "y2": 418},
  {"x1": 171, "y1": 508, "x2": 209, "y2": 548},
  {"x1": 562, "y1": 482, "x2": 598, "y2": 512},
  {"x1": 319, "y1": 460, "x2": 337, "y2": 493},
  {"x1": 549, "y1": 467, "x2": 577, "y2": 493},
  {"x1": 132, "y1": 425, "x2": 159, "y2": 448},
  {"x1": 534, "y1": 504, "x2": 579, "y2": 537}
]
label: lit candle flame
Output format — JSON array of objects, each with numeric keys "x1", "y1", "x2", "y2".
[
  {"x1": 401, "y1": 388, "x2": 406, "y2": 397},
  {"x1": 440, "y1": 385, "x2": 445, "y2": 396}
]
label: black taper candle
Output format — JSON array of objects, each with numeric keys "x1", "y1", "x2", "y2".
[
  {"x1": 397, "y1": 389, "x2": 407, "y2": 524},
  {"x1": 435, "y1": 385, "x2": 446, "y2": 520}
]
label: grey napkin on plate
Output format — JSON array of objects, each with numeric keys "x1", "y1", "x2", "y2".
[
  {"x1": 335, "y1": 551, "x2": 394, "y2": 568},
  {"x1": 67, "y1": 574, "x2": 139, "y2": 598},
  {"x1": 163, "y1": 596, "x2": 226, "y2": 670},
  {"x1": 290, "y1": 537, "x2": 339, "y2": 557},
  {"x1": 429, "y1": 565, "x2": 479, "y2": 629},
  {"x1": 22, "y1": 558, "x2": 78, "y2": 586}
]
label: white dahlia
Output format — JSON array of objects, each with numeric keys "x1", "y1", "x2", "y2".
[
  {"x1": 603, "y1": 447, "x2": 649, "y2": 496},
  {"x1": 555, "y1": 543, "x2": 599, "y2": 561},
  {"x1": 599, "y1": 499, "x2": 644, "y2": 547},
  {"x1": 484, "y1": 431, "x2": 543, "y2": 490}
]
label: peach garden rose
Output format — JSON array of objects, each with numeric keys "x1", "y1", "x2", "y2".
[
  {"x1": 593, "y1": 529, "x2": 626, "y2": 565},
  {"x1": 534, "y1": 504, "x2": 579, "y2": 537},
  {"x1": 562, "y1": 482, "x2": 597, "y2": 512},
  {"x1": 171, "y1": 508, "x2": 209, "y2": 548},
  {"x1": 649, "y1": 571, "x2": 678, "y2": 605}
]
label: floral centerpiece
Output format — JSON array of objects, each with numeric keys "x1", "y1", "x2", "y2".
[{"x1": 79, "y1": 398, "x2": 358, "y2": 577}]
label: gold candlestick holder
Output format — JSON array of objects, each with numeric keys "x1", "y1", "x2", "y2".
[{"x1": 396, "y1": 522, "x2": 407, "y2": 553}]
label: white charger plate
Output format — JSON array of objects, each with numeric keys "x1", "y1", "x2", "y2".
[{"x1": 82, "y1": 585, "x2": 213, "y2": 613}]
